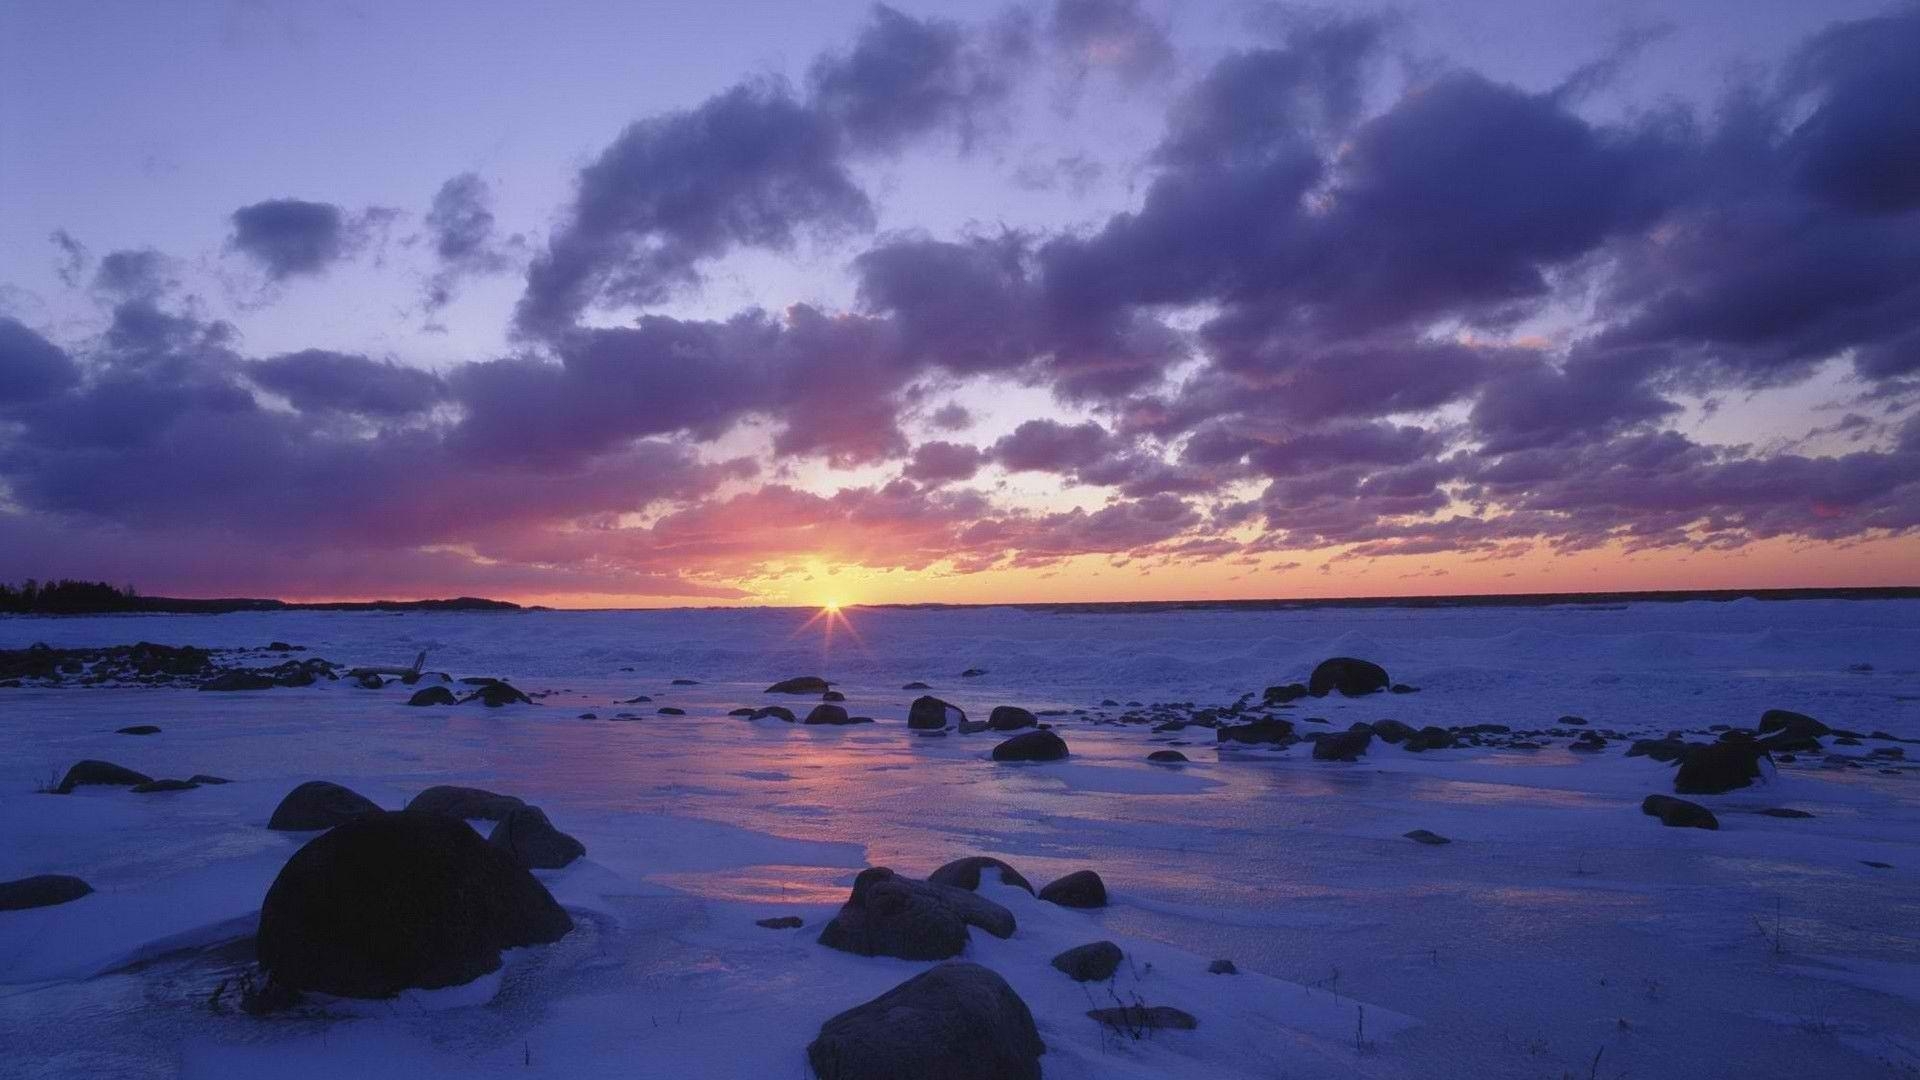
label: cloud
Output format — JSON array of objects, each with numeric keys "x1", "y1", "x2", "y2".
[
  {"x1": 92, "y1": 248, "x2": 177, "y2": 300},
  {"x1": 902, "y1": 440, "x2": 985, "y2": 484},
  {"x1": 423, "y1": 172, "x2": 512, "y2": 310},
  {"x1": 1049, "y1": 0, "x2": 1174, "y2": 85},
  {"x1": 49, "y1": 229, "x2": 88, "y2": 288},
  {"x1": 227, "y1": 198, "x2": 351, "y2": 280},
  {"x1": 248, "y1": 350, "x2": 449, "y2": 417},
  {"x1": 0, "y1": 318, "x2": 81, "y2": 405}
]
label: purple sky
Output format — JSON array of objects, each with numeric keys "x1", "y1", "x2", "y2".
[{"x1": 1, "y1": 0, "x2": 1916, "y2": 605}]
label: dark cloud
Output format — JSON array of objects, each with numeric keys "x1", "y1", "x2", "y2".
[
  {"x1": 0, "y1": 318, "x2": 81, "y2": 405},
  {"x1": 1783, "y1": 8, "x2": 1920, "y2": 214},
  {"x1": 809, "y1": 4, "x2": 1020, "y2": 151},
  {"x1": 901, "y1": 440, "x2": 985, "y2": 484},
  {"x1": 1049, "y1": 0, "x2": 1174, "y2": 85},
  {"x1": 92, "y1": 249, "x2": 176, "y2": 300},
  {"x1": 49, "y1": 229, "x2": 88, "y2": 288},
  {"x1": 249, "y1": 350, "x2": 448, "y2": 417},
  {"x1": 423, "y1": 172, "x2": 511, "y2": 310},
  {"x1": 227, "y1": 198, "x2": 350, "y2": 280},
  {"x1": 992, "y1": 418, "x2": 1117, "y2": 473}
]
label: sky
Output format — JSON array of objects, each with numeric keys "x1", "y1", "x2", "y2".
[{"x1": 1, "y1": 0, "x2": 1917, "y2": 608}]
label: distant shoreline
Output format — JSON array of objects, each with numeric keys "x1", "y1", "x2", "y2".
[{"x1": 0, "y1": 596, "x2": 522, "y2": 616}]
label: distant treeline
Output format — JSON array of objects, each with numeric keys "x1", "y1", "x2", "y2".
[{"x1": 0, "y1": 579, "x2": 519, "y2": 614}]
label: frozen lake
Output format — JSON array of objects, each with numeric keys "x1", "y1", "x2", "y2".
[{"x1": 3, "y1": 599, "x2": 1918, "y2": 1078}]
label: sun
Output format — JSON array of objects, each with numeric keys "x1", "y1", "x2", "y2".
[{"x1": 823, "y1": 599, "x2": 842, "y2": 613}]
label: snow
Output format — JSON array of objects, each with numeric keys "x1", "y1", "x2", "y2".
[{"x1": 1, "y1": 599, "x2": 1917, "y2": 1078}]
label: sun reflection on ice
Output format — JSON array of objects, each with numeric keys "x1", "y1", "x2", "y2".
[{"x1": 795, "y1": 601, "x2": 867, "y2": 655}]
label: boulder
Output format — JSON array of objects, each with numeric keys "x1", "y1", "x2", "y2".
[
  {"x1": 1403, "y1": 829, "x2": 1451, "y2": 846},
  {"x1": 1370, "y1": 719, "x2": 1416, "y2": 744},
  {"x1": 817, "y1": 868, "x2": 1016, "y2": 961},
  {"x1": 1759, "y1": 807, "x2": 1814, "y2": 819},
  {"x1": 116, "y1": 725, "x2": 161, "y2": 736},
  {"x1": 131, "y1": 779, "x2": 198, "y2": 793},
  {"x1": 52, "y1": 759, "x2": 152, "y2": 794},
  {"x1": 807, "y1": 962, "x2": 1043, "y2": 1080},
  {"x1": 1051, "y1": 940, "x2": 1122, "y2": 982},
  {"x1": 1308, "y1": 657, "x2": 1390, "y2": 697},
  {"x1": 657, "y1": 707, "x2": 685, "y2": 715},
  {"x1": 407, "y1": 785, "x2": 525, "y2": 821},
  {"x1": 750, "y1": 705, "x2": 797, "y2": 723},
  {"x1": 766, "y1": 676, "x2": 831, "y2": 694},
  {"x1": 466, "y1": 682, "x2": 531, "y2": 707},
  {"x1": 1263, "y1": 683, "x2": 1309, "y2": 704},
  {"x1": 756, "y1": 916, "x2": 803, "y2": 929},
  {"x1": 200, "y1": 671, "x2": 276, "y2": 692},
  {"x1": 823, "y1": 690, "x2": 847, "y2": 702},
  {"x1": 1641, "y1": 794, "x2": 1718, "y2": 830},
  {"x1": 189, "y1": 774, "x2": 231, "y2": 785},
  {"x1": 406, "y1": 686, "x2": 458, "y2": 707},
  {"x1": 0, "y1": 874, "x2": 94, "y2": 911},
  {"x1": 1570, "y1": 731, "x2": 1608, "y2": 752},
  {"x1": 959, "y1": 668, "x2": 988, "y2": 678},
  {"x1": 992, "y1": 730, "x2": 1068, "y2": 762},
  {"x1": 1216, "y1": 720, "x2": 1294, "y2": 745},
  {"x1": 256, "y1": 811, "x2": 572, "y2": 998},
  {"x1": 1208, "y1": 959, "x2": 1239, "y2": 975},
  {"x1": 1759, "y1": 709, "x2": 1829, "y2": 738},
  {"x1": 1674, "y1": 744, "x2": 1768, "y2": 795},
  {"x1": 928, "y1": 856, "x2": 1033, "y2": 894},
  {"x1": 268, "y1": 780, "x2": 380, "y2": 831},
  {"x1": 1311, "y1": 729, "x2": 1372, "y2": 762},
  {"x1": 1039, "y1": 869, "x2": 1107, "y2": 908},
  {"x1": 908, "y1": 695, "x2": 965, "y2": 730},
  {"x1": 902, "y1": 681, "x2": 932, "y2": 690},
  {"x1": 986, "y1": 706, "x2": 1038, "y2": 731},
  {"x1": 1402, "y1": 726, "x2": 1455, "y2": 752},
  {"x1": 805, "y1": 703, "x2": 851, "y2": 725},
  {"x1": 355, "y1": 673, "x2": 385, "y2": 690},
  {"x1": 488, "y1": 805, "x2": 586, "y2": 869},
  {"x1": 1626, "y1": 738, "x2": 1691, "y2": 762},
  {"x1": 1147, "y1": 750, "x2": 1189, "y2": 763},
  {"x1": 1088, "y1": 1005, "x2": 1198, "y2": 1031}
]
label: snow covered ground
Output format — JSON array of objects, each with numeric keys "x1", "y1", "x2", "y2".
[{"x1": 2, "y1": 598, "x2": 1917, "y2": 1079}]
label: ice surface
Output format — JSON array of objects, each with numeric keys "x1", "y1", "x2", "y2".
[{"x1": 1, "y1": 599, "x2": 1917, "y2": 1078}]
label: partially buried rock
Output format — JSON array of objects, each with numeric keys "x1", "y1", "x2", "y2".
[
  {"x1": 902, "y1": 681, "x2": 932, "y2": 690},
  {"x1": 1217, "y1": 719, "x2": 1294, "y2": 745},
  {"x1": 986, "y1": 705, "x2": 1038, "y2": 731},
  {"x1": 1760, "y1": 807, "x2": 1813, "y2": 818},
  {"x1": 804, "y1": 703, "x2": 851, "y2": 725},
  {"x1": 189, "y1": 774, "x2": 231, "y2": 785},
  {"x1": 1264, "y1": 682, "x2": 1310, "y2": 704},
  {"x1": 928, "y1": 856, "x2": 1033, "y2": 894},
  {"x1": 1674, "y1": 743, "x2": 1767, "y2": 795},
  {"x1": 1641, "y1": 794, "x2": 1718, "y2": 830},
  {"x1": 1626, "y1": 738, "x2": 1690, "y2": 762},
  {"x1": 657, "y1": 706, "x2": 685, "y2": 715},
  {"x1": 908, "y1": 695, "x2": 966, "y2": 730},
  {"x1": 756, "y1": 916, "x2": 803, "y2": 929},
  {"x1": 0, "y1": 874, "x2": 93, "y2": 911},
  {"x1": 1404, "y1": 829, "x2": 1451, "y2": 846},
  {"x1": 467, "y1": 682, "x2": 531, "y2": 707},
  {"x1": 1312, "y1": 729, "x2": 1372, "y2": 761},
  {"x1": 750, "y1": 705, "x2": 797, "y2": 723},
  {"x1": 355, "y1": 673, "x2": 385, "y2": 690},
  {"x1": 53, "y1": 759, "x2": 152, "y2": 794},
  {"x1": 406, "y1": 686, "x2": 457, "y2": 707},
  {"x1": 488, "y1": 805, "x2": 586, "y2": 869},
  {"x1": 268, "y1": 780, "x2": 380, "y2": 831},
  {"x1": 256, "y1": 810, "x2": 572, "y2": 999},
  {"x1": 1052, "y1": 940, "x2": 1122, "y2": 982},
  {"x1": 200, "y1": 671, "x2": 276, "y2": 692},
  {"x1": 131, "y1": 778, "x2": 198, "y2": 793},
  {"x1": 959, "y1": 668, "x2": 988, "y2": 678},
  {"x1": 1570, "y1": 731, "x2": 1608, "y2": 752},
  {"x1": 1370, "y1": 719, "x2": 1415, "y2": 744},
  {"x1": 408, "y1": 785, "x2": 525, "y2": 821},
  {"x1": 1039, "y1": 869, "x2": 1106, "y2": 908},
  {"x1": 766, "y1": 676, "x2": 830, "y2": 694},
  {"x1": 1148, "y1": 749, "x2": 1189, "y2": 763},
  {"x1": 1089, "y1": 1005, "x2": 1198, "y2": 1031},
  {"x1": 817, "y1": 867, "x2": 1016, "y2": 960},
  {"x1": 1758, "y1": 709, "x2": 1829, "y2": 738},
  {"x1": 1402, "y1": 726, "x2": 1455, "y2": 752},
  {"x1": 992, "y1": 730, "x2": 1068, "y2": 762},
  {"x1": 1208, "y1": 959, "x2": 1238, "y2": 975},
  {"x1": 1308, "y1": 657, "x2": 1390, "y2": 697},
  {"x1": 808, "y1": 962, "x2": 1043, "y2": 1080},
  {"x1": 823, "y1": 690, "x2": 846, "y2": 702},
  {"x1": 116, "y1": 725, "x2": 161, "y2": 736}
]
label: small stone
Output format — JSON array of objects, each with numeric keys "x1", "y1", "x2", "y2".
[
  {"x1": 756, "y1": 916, "x2": 803, "y2": 929},
  {"x1": 1147, "y1": 750, "x2": 1189, "y2": 763},
  {"x1": 1208, "y1": 959, "x2": 1238, "y2": 975},
  {"x1": 1404, "y1": 829, "x2": 1451, "y2": 846},
  {"x1": 116, "y1": 725, "x2": 161, "y2": 735},
  {"x1": 1051, "y1": 941, "x2": 1123, "y2": 982}
]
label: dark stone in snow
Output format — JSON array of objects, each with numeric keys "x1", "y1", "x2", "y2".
[
  {"x1": 806, "y1": 703, "x2": 868, "y2": 725},
  {"x1": 817, "y1": 867, "x2": 1016, "y2": 960},
  {"x1": 1404, "y1": 829, "x2": 1451, "y2": 846},
  {"x1": 902, "y1": 681, "x2": 932, "y2": 690},
  {"x1": 808, "y1": 962, "x2": 1043, "y2": 1080},
  {"x1": 1759, "y1": 709, "x2": 1829, "y2": 738},
  {"x1": 268, "y1": 642, "x2": 295, "y2": 651},
  {"x1": 1403, "y1": 726, "x2": 1455, "y2": 752},
  {"x1": 1642, "y1": 794, "x2": 1718, "y2": 830},
  {"x1": 728, "y1": 708, "x2": 755, "y2": 717},
  {"x1": 1626, "y1": 738, "x2": 1691, "y2": 762},
  {"x1": 269, "y1": 780, "x2": 380, "y2": 831},
  {"x1": 1370, "y1": 719, "x2": 1415, "y2": 744},
  {"x1": 200, "y1": 671, "x2": 276, "y2": 692},
  {"x1": 1560, "y1": 715, "x2": 1589, "y2": 726},
  {"x1": 466, "y1": 682, "x2": 531, "y2": 707},
  {"x1": 756, "y1": 916, "x2": 803, "y2": 929},
  {"x1": 0, "y1": 874, "x2": 94, "y2": 911},
  {"x1": 1209, "y1": 959, "x2": 1239, "y2": 975},
  {"x1": 1039, "y1": 869, "x2": 1106, "y2": 908},
  {"x1": 131, "y1": 779, "x2": 198, "y2": 793},
  {"x1": 928, "y1": 856, "x2": 1033, "y2": 894},
  {"x1": 959, "y1": 668, "x2": 988, "y2": 678},
  {"x1": 1760, "y1": 807, "x2": 1814, "y2": 818},
  {"x1": 53, "y1": 760, "x2": 152, "y2": 794},
  {"x1": 992, "y1": 730, "x2": 1068, "y2": 762},
  {"x1": 189, "y1": 774, "x2": 231, "y2": 785},
  {"x1": 1148, "y1": 749, "x2": 1189, "y2": 763},
  {"x1": 1052, "y1": 940, "x2": 1122, "y2": 982},
  {"x1": 766, "y1": 676, "x2": 830, "y2": 694},
  {"x1": 1089, "y1": 1005, "x2": 1197, "y2": 1031},
  {"x1": 657, "y1": 706, "x2": 685, "y2": 715},
  {"x1": 1389, "y1": 683, "x2": 1418, "y2": 694},
  {"x1": 1308, "y1": 657, "x2": 1390, "y2": 697},
  {"x1": 407, "y1": 686, "x2": 457, "y2": 707},
  {"x1": 1570, "y1": 731, "x2": 1608, "y2": 752},
  {"x1": 823, "y1": 690, "x2": 846, "y2": 702},
  {"x1": 1264, "y1": 683, "x2": 1309, "y2": 704},
  {"x1": 1217, "y1": 720, "x2": 1294, "y2": 745},
  {"x1": 1312, "y1": 729, "x2": 1372, "y2": 761},
  {"x1": 488, "y1": 805, "x2": 585, "y2": 869},
  {"x1": 1675, "y1": 744, "x2": 1768, "y2": 795},
  {"x1": 256, "y1": 811, "x2": 572, "y2": 998},
  {"x1": 750, "y1": 705, "x2": 797, "y2": 722},
  {"x1": 115, "y1": 725, "x2": 161, "y2": 735},
  {"x1": 407, "y1": 785, "x2": 524, "y2": 821},
  {"x1": 671, "y1": 678, "x2": 699, "y2": 685},
  {"x1": 908, "y1": 695, "x2": 963, "y2": 730},
  {"x1": 355, "y1": 673, "x2": 385, "y2": 690},
  {"x1": 986, "y1": 705, "x2": 1038, "y2": 731}
]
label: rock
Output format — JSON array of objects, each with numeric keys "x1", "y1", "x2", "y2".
[
  {"x1": 1404, "y1": 829, "x2": 1451, "y2": 846},
  {"x1": 802, "y1": 703, "x2": 848, "y2": 725},
  {"x1": 355, "y1": 673, "x2": 385, "y2": 690},
  {"x1": 1217, "y1": 719, "x2": 1294, "y2": 745},
  {"x1": 1051, "y1": 941, "x2": 1123, "y2": 981},
  {"x1": 1760, "y1": 807, "x2": 1814, "y2": 818},
  {"x1": 817, "y1": 868, "x2": 1016, "y2": 960},
  {"x1": 986, "y1": 705, "x2": 1038, "y2": 731},
  {"x1": 488, "y1": 806, "x2": 586, "y2": 869},
  {"x1": 466, "y1": 682, "x2": 531, "y2": 707},
  {"x1": 1626, "y1": 738, "x2": 1691, "y2": 762},
  {"x1": 189, "y1": 774, "x2": 231, "y2": 785},
  {"x1": 1208, "y1": 959, "x2": 1239, "y2": 975},
  {"x1": 267, "y1": 641, "x2": 295, "y2": 651},
  {"x1": 1641, "y1": 795, "x2": 1719, "y2": 829},
  {"x1": 756, "y1": 916, "x2": 803, "y2": 929},
  {"x1": 766, "y1": 676, "x2": 830, "y2": 694},
  {"x1": 1759, "y1": 709, "x2": 1829, "y2": 737},
  {"x1": 992, "y1": 730, "x2": 1068, "y2": 762},
  {"x1": 671, "y1": 678, "x2": 699, "y2": 686},
  {"x1": 256, "y1": 811, "x2": 572, "y2": 998},
  {"x1": 1560, "y1": 715, "x2": 1589, "y2": 726},
  {"x1": 1389, "y1": 683, "x2": 1418, "y2": 694},
  {"x1": 1674, "y1": 743, "x2": 1768, "y2": 795},
  {"x1": 959, "y1": 668, "x2": 988, "y2": 678},
  {"x1": 1308, "y1": 657, "x2": 1390, "y2": 697},
  {"x1": 1570, "y1": 731, "x2": 1608, "y2": 752},
  {"x1": 823, "y1": 690, "x2": 847, "y2": 702},
  {"x1": 928, "y1": 856, "x2": 1034, "y2": 894},
  {"x1": 1370, "y1": 719, "x2": 1416, "y2": 744},
  {"x1": 1402, "y1": 726, "x2": 1455, "y2": 752},
  {"x1": 1088, "y1": 1005, "x2": 1198, "y2": 1031},
  {"x1": 131, "y1": 779, "x2": 198, "y2": 793},
  {"x1": 902, "y1": 681, "x2": 932, "y2": 690},
  {"x1": 52, "y1": 759, "x2": 152, "y2": 794},
  {"x1": 406, "y1": 686, "x2": 457, "y2": 707},
  {"x1": 1148, "y1": 749, "x2": 1189, "y2": 763},
  {"x1": 268, "y1": 780, "x2": 381, "y2": 830},
  {"x1": 0, "y1": 874, "x2": 94, "y2": 911},
  {"x1": 744, "y1": 705, "x2": 794, "y2": 723},
  {"x1": 1263, "y1": 682, "x2": 1309, "y2": 704},
  {"x1": 407, "y1": 785, "x2": 525, "y2": 821},
  {"x1": 657, "y1": 706, "x2": 685, "y2": 715},
  {"x1": 1039, "y1": 869, "x2": 1106, "y2": 908},
  {"x1": 908, "y1": 695, "x2": 966, "y2": 730},
  {"x1": 1311, "y1": 729, "x2": 1372, "y2": 761},
  {"x1": 200, "y1": 671, "x2": 276, "y2": 692},
  {"x1": 116, "y1": 725, "x2": 161, "y2": 735},
  {"x1": 807, "y1": 962, "x2": 1043, "y2": 1080}
]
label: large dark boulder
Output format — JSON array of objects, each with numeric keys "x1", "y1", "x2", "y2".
[
  {"x1": 488, "y1": 805, "x2": 586, "y2": 869},
  {"x1": 1039, "y1": 869, "x2": 1107, "y2": 908},
  {"x1": 131, "y1": 778, "x2": 198, "y2": 793},
  {"x1": 1759, "y1": 709, "x2": 1829, "y2": 738},
  {"x1": 406, "y1": 686, "x2": 457, "y2": 707},
  {"x1": 268, "y1": 781, "x2": 381, "y2": 831},
  {"x1": 1312, "y1": 729, "x2": 1372, "y2": 761},
  {"x1": 1263, "y1": 682, "x2": 1309, "y2": 704},
  {"x1": 1148, "y1": 749, "x2": 1189, "y2": 763},
  {"x1": 465, "y1": 682, "x2": 531, "y2": 707},
  {"x1": 908, "y1": 695, "x2": 965, "y2": 730},
  {"x1": 0, "y1": 874, "x2": 93, "y2": 911},
  {"x1": 1675, "y1": 744, "x2": 1768, "y2": 795},
  {"x1": 256, "y1": 811, "x2": 572, "y2": 998},
  {"x1": 1217, "y1": 720, "x2": 1294, "y2": 745},
  {"x1": 1402, "y1": 726, "x2": 1455, "y2": 752},
  {"x1": 52, "y1": 759, "x2": 152, "y2": 794},
  {"x1": 807, "y1": 962, "x2": 1043, "y2": 1080},
  {"x1": 766, "y1": 676, "x2": 830, "y2": 694},
  {"x1": 992, "y1": 730, "x2": 1068, "y2": 762},
  {"x1": 1308, "y1": 657, "x2": 1390, "y2": 697},
  {"x1": 1627, "y1": 738, "x2": 1692, "y2": 762},
  {"x1": 1642, "y1": 795, "x2": 1719, "y2": 830},
  {"x1": 1052, "y1": 940, "x2": 1122, "y2": 982},
  {"x1": 407, "y1": 785, "x2": 525, "y2": 821},
  {"x1": 116, "y1": 725, "x2": 161, "y2": 736},
  {"x1": 928, "y1": 856, "x2": 1033, "y2": 894},
  {"x1": 200, "y1": 671, "x2": 276, "y2": 692},
  {"x1": 750, "y1": 705, "x2": 798, "y2": 722},
  {"x1": 986, "y1": 706, "x2": 1038, "y2": 731},
  {"x1": 1370, "y1": 719, "x2": 1416, "y2": 744},
  {"x1": 817, "y1": 867, "x2": 1015, "y2": 961},
  {"x1": 804, "y1": 703, "x2": 854, "y2": 725}
]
